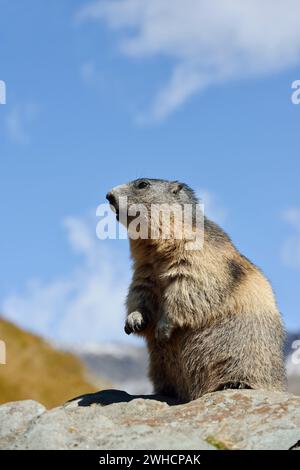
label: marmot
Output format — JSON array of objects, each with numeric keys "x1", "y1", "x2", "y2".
[{"x1": 106, "y1": 178, "x2": 287, "y2": 402}]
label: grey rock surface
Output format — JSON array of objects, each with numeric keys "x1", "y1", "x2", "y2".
[
  {"x1": 0, "y1": 400, "x2": 46, "y2": 448},
  {"x1": 0, "y1": 389, "x2": 299, "y2": 450}
]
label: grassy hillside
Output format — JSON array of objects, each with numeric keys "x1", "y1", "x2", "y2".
[{"x1": 0, "y1": 317, "x2": 101, "y2": 408}]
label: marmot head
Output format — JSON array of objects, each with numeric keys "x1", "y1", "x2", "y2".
[
  {"x1": 106, "y1": 178, "x2": 198, "y2": 219},
  {"x1": 106, "y1": 179, "x2": 201, "y2": 243}
]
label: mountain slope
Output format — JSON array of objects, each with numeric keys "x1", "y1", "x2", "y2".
[
  {"x1": 0, "y1": 317, "x2": 99, "y2": 408},
  {"x1": 75, "y1": 343, "x2": 152, "y2": 394}
]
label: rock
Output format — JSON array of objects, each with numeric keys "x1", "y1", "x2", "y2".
[
  {"x1": 0, "y1": 400, "x2": 46, "y2": 448},
  {"x1": 0, "y1": 389, "x2": 299, "y2": 450}
]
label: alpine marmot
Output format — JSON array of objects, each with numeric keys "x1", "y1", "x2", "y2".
[{"x1": 106, "y1": 178, "x2": 287, "y2": 402}]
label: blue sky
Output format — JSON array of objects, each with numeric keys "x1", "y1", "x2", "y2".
[{"x1": 0, "y1": 0, "x2": 300, "y2": 345}]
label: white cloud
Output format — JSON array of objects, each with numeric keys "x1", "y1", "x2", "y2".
[
  {"x1": 76, "y1": 0, "x2": 300, "y2": 121},
  {"x1": 281, "y1": 208, "x2": 300, "y2": 269},
  {"x1": 79, "y1": 60, "x2": 97, "y2": 85},
  {"x1": 1, "y1": 214, "x2": 130, "y2": 346},
  {"x1": 283, "y1": 208, "x2": 300, "y2": 231},
  {"x1": 79, "y1": 60, "x2": 116, "y2": 98},
  {"x1": 197, "y1": 189, "x2": 228, "y2": 225},
  {"x1": 5, "y1": 103, "x2": 38, "y2": 144}
]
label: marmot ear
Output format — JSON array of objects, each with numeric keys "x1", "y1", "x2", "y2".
[{"x1": 171, "y1": 181, "x2": 184, "y2": 194}]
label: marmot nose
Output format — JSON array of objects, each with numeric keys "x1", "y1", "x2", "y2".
[{"x1": 106, "y1": 192, "x2": 116, "y2": 206}]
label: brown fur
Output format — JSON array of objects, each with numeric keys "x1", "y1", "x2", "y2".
[{"x1": 107, "y1": 179, "x2": 287, "y2": 402}]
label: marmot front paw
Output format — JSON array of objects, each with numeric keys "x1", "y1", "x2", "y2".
[
  {"x1": 125, "y1": 311, "x2": 147, "y2": 335},
  {"x1": 155, "y1": 318, "x2": 174, "y2": 342}
]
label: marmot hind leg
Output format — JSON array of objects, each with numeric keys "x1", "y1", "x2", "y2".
[{"x1": 148, "y1": 358, "x2": 178, "y2": 399}]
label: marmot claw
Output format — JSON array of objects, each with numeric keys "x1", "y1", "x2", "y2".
[
  {"x1": 125, "y1": 311, "x2": 146, "y2": 335},
  {"x1": 155, "y1": 318, "x2": 173, "y2": 342}
]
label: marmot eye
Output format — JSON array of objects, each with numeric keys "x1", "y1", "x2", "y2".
[{"x1": 137, "y1": 181, "x2": 149, "y2": 189}]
